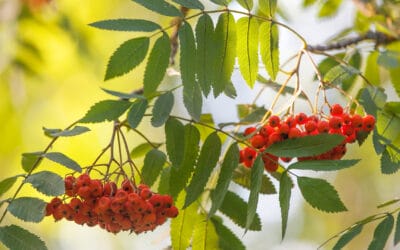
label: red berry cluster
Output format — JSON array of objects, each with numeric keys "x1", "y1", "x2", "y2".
[
  {"x1": 45, "y1": 173, "x2": 178, "y2": 234},
  {"x1": 239, "y1": 104, "x2": 376, "y2": 171}
]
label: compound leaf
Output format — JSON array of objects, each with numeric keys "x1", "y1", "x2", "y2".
[
  {"x1": 0, "y1": 176, "x2": 19, "y2": 197},
  {"x1": 0, "y1": 225, "x2": 47, "y2": 250},
  {"x1": 44, "y1": 152, "x2": 82, "y2": 172},
  {"x1": 151, "y1": 92, "x2": 174, "y2": 127},
  {"x1": 131, "y1": 0, "x2": 182, "y2": 17},
  {"x1": 184, "y1": 132, "x2": 221, "y2": 208},
  {"x1": 25, "y1": 171, "x2": 64, "y2": 196},
  {"x1": 209, "y1": 143, "x2": 239, "y2": 217},
  {"x1": 80, "y1": 100, "x2": 132, "y2": 123},
  {"x1": 143, "y1": 33, "x2": 171, "y2": 96},
  {"x1": 246, "y1": 155, "x2": 263, "y2": 231},
  {"x1": 141, "y1": 149, "x2": 166, "y2": 187},
  {"x1": 180, "y1": 22, "x2": 202, "y2": 121},
  {"x1": 7, "y1": 197, "x2": 46, "y2": 223},
  {"x1": 211, "y1": 217, "x2": 245, "y2": 250},
  {"x1": 333, "y1": 224, "x2": 363, "y2": 250},
  {"x1": 214, "y1": 13, "x2": 236, "y2": 97},
  {"x1": 298, "y1": 176, "x2": 347, "y2": 213},
  {"x1": 220, "y1": 191, "x2": 261, "y2": 231},
  {"x1": 368, "y1": 214, "x2": 394, "y2": 250},
  {"x1": 105, "y1": 37, "x2": 149, "y2": 80},
  {"x1": 127, "y1": 99, "x2": 148, "y2": 129},
  {"x1": 260, "y1": 22, "x2": 279, "y2": 80},
  {"x1": 264, "y1": 134, "x2": 345, "y2": 157},
  {"x1": 89, "y1": 19, "x2": 161, "y2": 32},
  {"x1": 237, "y1": 17, "x2": 259, "y2": 88}
]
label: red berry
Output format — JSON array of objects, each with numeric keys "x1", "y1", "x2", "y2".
[
  {"x1": 285, "y1": 116, "x2": 297, "y2": 128},
  {"x1": 278, "y1": 123, "x2": 290, "y2": 135},
  {"x1": 121, "y1": 179, "x2": 134, "y2": 193},
  {"x1": 362, "y1": 114, "x2": 375, "y2": 132},
  {"x1": 295, "y1": 112, "x2": 308, "y2": 125},
  {"x1": 244, "y1": 127, "x2": 257, "y2": 136},
  {"x1": 305, "y1": 120, "x2": 317, "y2": 133},
  {"x1": 330, "y1": 104, "x2": 344, "y2": 116},
  {"x1": 351, "y1": 114, "x2": 363, "y2": 129},
  {"x1": 269, "y1": 115, "x2": 280, "y2": 127},
  {"x1": 268, "y1": 132, "x2": 282, "y2": 144},
  {"x1": 165, "y1": 206, "x2": 179, "y2": 218},
  {"x1": 250, "y1": 134, "x2": 265, "y2": 148},
  {"x1": 288, "y1": 127, "x2": 302, "y2": 139},
  {"x1": 317, "y1": 120, "x2": 329, "y2": 133},
  {"x1": 329, "y1": 116, "x2": 343, "y2": 130},
  {"x1": 260, "y1": 125, "x2": 275, "y2": 137}
]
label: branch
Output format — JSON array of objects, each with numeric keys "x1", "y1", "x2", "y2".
[{"x1": 306, "y1": 31, "x2": 397, "y2": 52}]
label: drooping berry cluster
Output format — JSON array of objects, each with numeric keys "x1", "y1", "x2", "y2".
[
  {"x1": 239, "y1": 104, "x2": 376, "y2": 171},
  {"x1": 45, "y1": 174, "x2": 178, "y2": 234}
]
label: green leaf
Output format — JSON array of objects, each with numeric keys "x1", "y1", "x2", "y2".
[
  {"x1": 209, "y1": 143, "x2": 240, "y2": 217},
  {"x1": 127, "y1": 99, "x2": 148, "y2": 129},
  {"x1": 389, "y1": 66, "x2": 400, "y2": 97},
  {"x1": 214, "y1": 12, "x2": 237, "y2": 97},
  {"x1": 314, "y1": 54, "x2": 342, "y2": 80},
  {"x1": 377, "y1": 50, "x2": 399, "y2": 69},
  {"x1": 303, "y1": 0, "x2": 317, "y2": 6},
  {"x1": 25, "y1": 171, "x2": 64, "y2": 196},
  {"x1": 211, "y1": 217, "x2": 246, "y2": 250},
  {"x1": 42, "y1": 128, "x2": 62, "y2": 137},
  {"x1": 21, "y1": 152, "x2": 42, "y2": 172},
  {"x1": 192, "y1": 213, "x2": 219, "y2": 250},
  {"x1": 264, "y1": 134, "x2": 345, "y2": 157},
  {"x1": 196, "y1": 14, "x2": 215, "y2": 97},
  {"x1": 333, "y1": 224, "x2": 363, "y2": 250},
  {"x1": 7, "y1": 197, "x2": 46, "y2": 223},
  {"x1": 233, "y1": 165, "x2": 276, "y2": 194},
  {"x1": 318, "y1": 0, "x2": 343, "y2": 18},
  {"x1": 101, "y1": 88, "x2": 145, "y2": 100},
  {"x1": 237, "y1": 0, "x2": 253, "y2": 10},
  {"x1": 130, "y1": 142, "x2": 162, "y2": 159},
  {"x1": 210, "y1": 0, "x2": 230, "y2": 5},
  {"x1": 364, "y1": 51, "x2": 380, "y2": 86},
  {"x1": 259, "y1": 0, "x2": 278, "y2": 16},
  {"x1": 171, "y1": 192, "x2": 198, "y2": 250},
  {"x1": 143, "y1": 33, "x2": 171, "y2": 96},
  {"x1": 240, "y1": 107, "x2": 267, "y2": 123},
  {"x1": 237, "y1": 17, "x2": 259, "y2": 88},
  {"x1": 105, "y1": 37, "x2": 150, "y2": 80},
  {"x1": 44, "y1": 152, "x2": 82, "y2": 172},
  {"x1": 165, "y1": 118, "x2": 185, "y2": 167},
  {"x1": 141, "y1": 149, "x2": 166, "y2": 187},
  {"x1": 279, "y1": 172, "x2": 291, "y2": 239},
  {"x1": 170, "y1": 124, "x2": 200, "y2": 198},
  {"x1": 380, "y1": 147, "x2": 400, "y2": 174},
  {"x1": 80, "y1": 100, "x2": 132, "y2": 123},
  {"x1": 288, "y1": 159, "x2": 360, "y2": 171},
  {"x1": 246, "y1": 155, "x2": 263, "y2": 231},
  {"x1": 0, "y1": 176, "x2": 19, "y2": 197},
  {"x1": 49, "y1": 126, "x2": 90, "y2": 137},
  {"x1": 151, "y1": 92, "x2": 174, "y2": 127},
  {"x1": 220, "y1": 191, "x2": 261, "y2": 231},
  {"x1": 368, "y1": 214, "x2": 394, "y2": 250},
  {"x1": 342, "y1": 51, "x2": 361, "y2": 91},
  {"x1": 131, "y1": 0, "x2": 182, "y2": 17},
  {"x1": 357, "y1": 86, "x2": 387, "y2": 117},
  {"x1": 323, "y1": 64, "x2": 359, "y2": 86},
  {"x1": 260, "y1": 22, "x2": 279, "y2": 80},
  {"x1": 179, "y1": 22, "x2": 202, "y2": 121},
  {"x1": 297, "y1": 176, "x2": 347, "y2": 212},
  {"x1": 173, "y1": 0, "x2": 204, "y2": 10},
  {"x1": 395, "y1": 212, "x2": 400, "y2": 245},
  {"x1": 0, "y1": 225, "x2": 47, "y2": 250},
  {"x1": 158, "y1": 167, "x2": 171, "y2": 194},
  {"x1": 184, "y1": 132, "x2": 221, "y2": 208},
  {"x1": 89, "y1": 19, "x2": 161, "y2": 32}
]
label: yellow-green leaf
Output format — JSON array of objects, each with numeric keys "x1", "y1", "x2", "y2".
[
  {"x1": 260, "y1": 22, "x2": 279, "y2": 80},
  {"x1": 237, "y1": 17, "x2": 259, "y2": 88}
]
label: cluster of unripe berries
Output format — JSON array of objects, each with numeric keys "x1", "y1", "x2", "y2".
[
  {"x1": 239, "y1": 104, "x2": 376, "y2": 171},
  {"x1": 45, "y1": 173, "x2": 178, "y2": 234}
]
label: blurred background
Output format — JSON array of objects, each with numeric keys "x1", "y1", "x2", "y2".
[{"x1": 0, "y1": 0, "x2": 399, "y2": 249}]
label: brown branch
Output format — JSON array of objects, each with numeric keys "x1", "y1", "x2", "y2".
[
  {"x1": 169, "y1": 6, "x2": 189, "y2": 65},
  {"x1": 306, "y1": 30, "x2": 397, "y2": 52}
]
